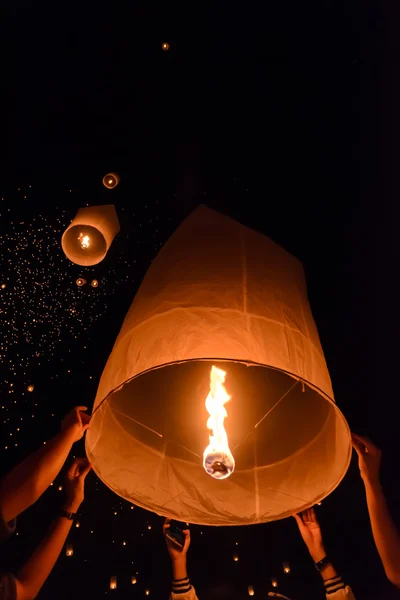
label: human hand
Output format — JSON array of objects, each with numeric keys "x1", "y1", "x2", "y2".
[
  {"x1": 294, "y1": 508, "x2": 326, "y2": 563},
  {"x1": 352, "y1": 433, "x2": 382, "y2": 486},
  {"x1": 163, "y1": 518, "x2": 191, "y2": 563},
  {"x1": 63, "y1": 458, "x2": 91, "y2": 513},
  {"x1": 61, "y1": 406, "x2": 91, "y2": 443}
]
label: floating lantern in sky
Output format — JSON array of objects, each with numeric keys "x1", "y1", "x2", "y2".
[
  {"x1": 66, "y1": 544, "x2": 73, "y2": 557},
  {"x1": 233, "y1": 554, "x2": 239, "y2": 562},
  {"x1": 76, "y1": 278, "x2": 86, "y2": 287},
  {"x1": 110, "y1": 576, "x2": 117, "y2": 590},
  {"x1": 248, "y1": 586, "x2": 255, "y2": 596},
  {"x1": 102, "y1": 173, "x2": 120, "y2": 189},
  {"x1": 271, "y1": 578, "x2": 278, "y2": 588},
  {"x1": 161, "y1": 42, "x2": 170, "y2": 51},
  {"x1": 27, "y1": 385, "x2": 34, "y2": 392},
  {"x1": 145, "y1": 590, "x2": 150, "y2": 596},
  {"x1": 1, "y1": 283, "x2": 6, "y2": 289},
  {"x1": 131, "y1": 576, "x2": 137, "y2": 585},
  {"x1": 91, "y1": 279, "x2": 99, "y2": 288},
  {"x1": 61, "y1": 205, "x2": 120, "y2": 267},
  {"x1": 86, "y1": 205, "x2": 351, "y2": 526},
  {"x1": 283, "y1": 562, "x2": 290, "y2": 574}
]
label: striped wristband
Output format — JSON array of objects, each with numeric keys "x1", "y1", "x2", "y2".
[
  {"x1": 324, "y1": 575, "x2": 346, "y2": 595},
  {"x1": 172, "y1": 577, "x2": 192, "y2": 594}
]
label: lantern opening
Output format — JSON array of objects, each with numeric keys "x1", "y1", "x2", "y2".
[{"x1": 203, "y1": 366, "x2": 235, "y2": 480}]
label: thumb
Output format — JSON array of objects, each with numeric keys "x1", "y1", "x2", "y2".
[{"x1": 80, "y1": 462, "x2": 92, "y2": 479}]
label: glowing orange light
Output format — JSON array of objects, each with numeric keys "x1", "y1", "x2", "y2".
[
  {"x1": 131, "y1": 576, "x2": 137, "y2": 584},
  {"x1": 145, "y1": 590, "x2": 150, "y2": 596},
  {"x1": 203, "y1": 366, "x2": 235, "y2": 479},
  {"x1": 76, "y1": 278, "x2": 86, "y2": 287},
  {"x1": 248, "y1": 585, "x2": 255, "y2": 596},
  {"x1": 233, "y1": 554, "x2": 239, "y2": 562},
  {"x1": 91, "y1": 279, "x2": 99, "y2": 288},
  {"x1": 27, "y1": 385, "x2": 34, "y2": 392},
  {"x1": 1, "y1": 283, "x2": 6, "y2": 289},
  {"x1": 271, "y1": 577, "x2": 278, "y2": 587},
  {"x1": 102, "y1": 173, "x2": 120, "y2": 189},
  {"x1": 162, "y1": 42, "x2": 170, "y2": 51},
  {"x1": 283, "y1": 561, "x2": 290, "y2": 574},
  {"x1": 78, "y1": 233, "x2": 90, "y2": 249},
  {"x1": 110, "y1": 576, "x2": 117, "y2": 590},
  {"x1": 66, "y1": 544, "x2": 73, "y2": 556}
]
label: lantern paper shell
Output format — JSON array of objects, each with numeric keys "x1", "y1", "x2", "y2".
[
  {"x1": 86, "y1": 205, "x2": 351, "y2": 526},
  {"x1": 62, "y1": 205, "x2": 120, "y2": 267},
  {"x1": 102, "y1": 173, "x2": 120, "y2": 189}
]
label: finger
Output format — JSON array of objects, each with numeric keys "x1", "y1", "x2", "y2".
[
  {"x1": 75, "y1": 406, "x2": 88, "y2": 414},
  {"x1": 163, "y1": 524, "x2": 170, "y2": 533},
  {"x1": 310, "y1": 507, "x2": 317, "y2": 523},
  {"x1": 80, "y1": 462, "x2": 92, "y2": 478},
  {"x1": 164, "y1": 517, "x2": 171, "y2": 525}
]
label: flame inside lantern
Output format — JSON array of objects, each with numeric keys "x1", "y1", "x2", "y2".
[
  {"x1": 78, "y1": 233, "x2": 90, "y2": 249},
  {"x1": 203, "y1": 366, "x2": 235, "y2": 480}
]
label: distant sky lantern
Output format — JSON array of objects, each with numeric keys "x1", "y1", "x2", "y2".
[
  {"x1": 131, "y1": 576, "x2": 137, "y2": 584},
  {"x1": 145, "y1": 590, "x2": 150, "y2": 596},
  {"x1": 86, "y1": 205, "x2": 351, "y2": 526},
  {"x1": 61, "y1": 205, "x2": 120, "y2": 267},
  {"x1": 110, "y1": 576, "x2": 117, "y2": 590},
  {"x1": 91, "y1": 279, "x2": 99, "y2": 288},
  {"x1": 76, "y1": 278, "x2": 86, "y2": 287},
  {"x1": 233, "y1": 554, "x2": 239, "y2": 562},
  {"x1": 271, "y1": 578, "x2": 278, "y2": 587},
  {"x1": 1, "y1": 283, "x2": 6, "y2": 289},
  {"x1": 66, "y1": 544, "x2": 73, "y2": 557},
  {"x1": 102, "y1": 173, "x2": 120, "y2": 189},
  {"x1": 283, "y1": 561, "x2": 290, "y2": 574},
  {"x1": 27, "y1": 385, "x2": 34, "y2": 392},
  {"x1": 248, "y1": 586, "x2": 255, "y2": 596},
  {"x1": 161, "y1": 42, "x2": 170, "y2": 50}
]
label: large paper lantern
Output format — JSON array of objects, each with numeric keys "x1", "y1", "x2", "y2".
[
  {"x1": 61, "y1": 205, "x2": 120, "y2": 266},
  {"x1": 86, "y1": 205, "x2": 351, "y2": 526}
]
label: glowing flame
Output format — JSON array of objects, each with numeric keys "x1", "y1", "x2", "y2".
[
  {"x1": 203, "y1": 366, "x2": 235, "y2": 480},
  {"x1": 78, "y1": 233, "x2": 90, "y2": 249}
]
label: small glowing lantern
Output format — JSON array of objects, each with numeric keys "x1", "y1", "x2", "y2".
[
  {"x1": 110, "y1": 576, "x2": 117, "y2": 590},
  {"x1": 75, "y1": 521, "x2": 80, "y2": 528},
  {"x1": 283, "y1": 561, "x2": 290, "y2": 574},
  {"x1": 27, "y1": 385, "x2": 34, "y2": 392},
  {"x1": 145, "y1": 590, "x2": 150, "y2": 596},
  {"x1": 248, "y1": 585, "x2": 255, "y2": 596},
  {"x1": 66, "y1": 544, "x2": 73, "y2": 557},
  {"x1": 131, "y1": 576, "x2": 137, "y2": 584},
  {"x1": 1, "y1": 283, "x2": 6, "y2": 289},
  {"x1": 102, "y1": 173, "x2": 120, "y2": 189},
  {"x1": 271, "y1": 578, "x2": 278, "y2": 588},
  {"x1": 233, "y1": 554, "x2": 239, "y2": 562},
  {"x1": 161, "y1": 42, "x2": 170, "y2": 51},
  {"x1": 91, "y1": 279, "x2": 99, "y2": 288},
  {"x1": 86, "y1": 205, "x2": 351, "y2": 526},
  {"x1": 58, "y1": 485, "x2": 63, "y2": 491},
  {"x1": 76, "y1": 278, "x2": 86, "y2": 287},
  {"x1": 62, "y1": 205, "x2": 120, "y2": 267}
]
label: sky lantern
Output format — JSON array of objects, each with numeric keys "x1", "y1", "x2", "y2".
[
  {"x1": 61, "y1": 205, "x2": 120, "y2": 267},
  {"x1": 110, "y1": 576, "x2": 117, "y2": 590},
  {"x1": 102, "y1": 173, "x2": 120, "y2": 189},
  {"x1": 27, "y1": 385, "x2": 34, "y2": 392},
  {"x1": 161, "y1": 42, "x2": 170, "y2": 51},
  {"x1": 66, "y1": 544, "x2": 73, "y2": 557},
  {"x1": 86, "y1": 205, "x2": 351, "y2": 526}
]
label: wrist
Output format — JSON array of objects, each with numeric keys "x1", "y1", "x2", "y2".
[
  {"x1": 310, "y1": 546, "x2": 326, "y2": 563},
  {"x1": 364, "y1": 476, "x2": 381, "y2": 491},
  {"x1": 62, "y1": 501, "x2": 81, "y2": 513}
]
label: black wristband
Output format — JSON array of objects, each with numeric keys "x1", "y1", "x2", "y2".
[
  {"x1": 59, "y1": 509, "x2": 77, "y2": 521},
  {"x1": 315, "y1": 556, "x2": 332, "y2": 571}
]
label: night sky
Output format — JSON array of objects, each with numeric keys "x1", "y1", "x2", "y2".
[{"x1": 1, "y1": 2, "x2": 400, "y2": 599}]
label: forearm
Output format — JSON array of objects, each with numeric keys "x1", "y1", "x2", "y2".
[
  {"x1": 172, "y1": 557, "x2": 188, "y2": 580},
  {"x1": 364, "y1": 478, "x2": 400, "y2": 586},
  {"x1": 16, "y1": 515, "x2": 73, "y2": 599},
  {"x1": 0, "y1": 430, "x2": 75, "y2": 522}
]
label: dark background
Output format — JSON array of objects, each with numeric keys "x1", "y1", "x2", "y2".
[{"x1": 1, "y1": 1, "x2": 400, "y2": 598}]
